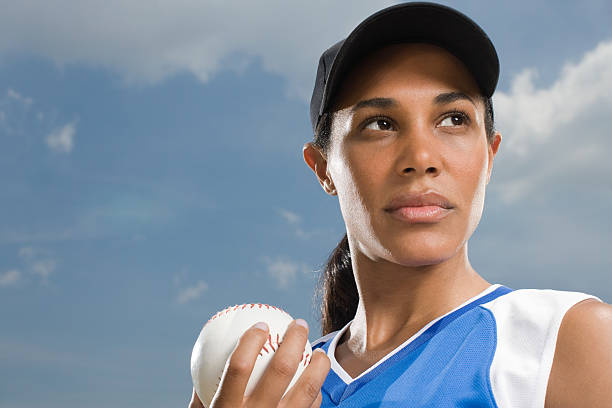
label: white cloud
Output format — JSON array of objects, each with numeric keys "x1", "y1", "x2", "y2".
[
  {"x1": 491, "y1": 39, "x2": 612, "y2": 204},
  {"x1": 177, "y1": 280, "x2": 208, "y2": 304},
  {"x1": 18, "y1": 246, "x2": 37, "y2": 260},
  {"x1": 17, "y1": 246, "x2": 58, "y2": 283},
  {"x1": 276, "y1": 208, "x2": 321, "y2": 239},
  {"x1": 263, "y1": 256, "x2": 311, "y2": 289},
  {"x1": 0, "y1": 88, "x2": 36, "y2": 135},
  {"x1": 46, "y1": 121, "x2": 76, "y2": 153},
  {"x1": 31, "y1": 259, "x2": 56, "y2": 279},
  {"x1": 0, "y1": 1, "x2": 394, "y2": 100},
  {"x1": 278, "y1": 208, "x2": 301, "y2": 225},
  {"x1": 495, "y1": 40, "x2": 612, "y2": 156},
  {"x1": 267, "y1": 258, "x2": 298, "y2": 288},
  {"x1": 0, "y1": 269, "x2": 20, "y2": 287},
  {"x1": 7, "y1": 88, "x2": 33, "y2": 106}
]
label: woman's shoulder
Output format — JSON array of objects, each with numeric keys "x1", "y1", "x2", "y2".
[{"x1": 545, "y1": 297, "x2": 612, "y2": 407}]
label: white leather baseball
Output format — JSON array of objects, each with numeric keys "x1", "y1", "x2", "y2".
[{"x1": 190, "y1": 303, "x2": 312, "y2": 407}]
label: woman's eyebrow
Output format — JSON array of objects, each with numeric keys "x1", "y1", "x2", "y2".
[
  {"x1": 350, "y1": 97, "x2": 397, "y2": 112},
  {"x1": 433, "y1": 91, "x2": 476, "y2": 106},
  {"x1": 350, "y1": 93, "x2": 475, "y2": 113}
]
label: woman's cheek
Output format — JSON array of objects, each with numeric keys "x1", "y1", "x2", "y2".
[
  {"x1": 461, "y1": 150, "x2": 490, "y2": 235},
  {"x1": 331, "y1": 149, "x2": 381, "y2": 237}
]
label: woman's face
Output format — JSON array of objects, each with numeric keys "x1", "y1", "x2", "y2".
[{"x1": 304, "y1": 43, "x2": 501, "y2": 267}]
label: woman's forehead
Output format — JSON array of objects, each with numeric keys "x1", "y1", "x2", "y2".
[{"x1": 331, "y1": 43, "x2": 481, "y2": 110}]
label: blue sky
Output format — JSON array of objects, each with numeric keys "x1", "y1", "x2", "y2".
[{"x1": 1, "y1": 1, "x2": 611, "y2": 407}]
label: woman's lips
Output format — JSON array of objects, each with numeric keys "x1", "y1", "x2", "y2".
[{"x1": 387, "y1": 205, "x2": 452, "y2": 223}]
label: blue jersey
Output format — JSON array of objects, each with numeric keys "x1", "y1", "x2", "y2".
[{"x1": 312, "y1": 284, "x2": 601, "y2": 408}]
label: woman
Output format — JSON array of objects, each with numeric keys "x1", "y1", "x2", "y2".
[{"x1": 190, "y1": 3, "x2": 612, "y2": 407}]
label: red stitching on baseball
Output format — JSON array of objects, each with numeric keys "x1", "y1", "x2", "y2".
[
  {"x1": 255, "y1": 332, "x2": 310, "y2": 369},
  {"x1": 259, "y1": 336, "x2": 282, "y2": 357},
  {"x1": 269, "y1": 335, "x2": 277, "y2": 352},
  {"x1": 302, "y1": 353, "x2": 310, "y2": 366}
]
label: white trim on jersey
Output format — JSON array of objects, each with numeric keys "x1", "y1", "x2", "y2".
[{"x1": 312, "y1": 330, "x2": 337, "y2": 349}]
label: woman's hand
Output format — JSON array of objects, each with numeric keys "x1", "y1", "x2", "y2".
[{"x1": 188, "y1": 319, "x2": 331, "y2": 408}]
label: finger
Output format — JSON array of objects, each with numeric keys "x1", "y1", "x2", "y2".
[
  {"x1": 248, "y1": 319, "x2": 310, "y2": 405},
  {"x1": 280, "y1": 348, "x2": 330, "y2": 408},
  {"x1": 188, "y1": 387, "x2": 204, "y2": 408},
  {"x1": 211, "y1": 322, "x2": 269, "y2": 408},
  {"x1": 309, "y1": 392, "x2": 323, "y2": 408}
]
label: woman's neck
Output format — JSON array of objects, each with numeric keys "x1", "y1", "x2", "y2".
[{"x1": 345, "y1": 242, "x2": 491, "y2": 354}]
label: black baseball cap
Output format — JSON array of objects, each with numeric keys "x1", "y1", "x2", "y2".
[{"x1": 309, "y1": 2, "x2": 499, "y2": 132}]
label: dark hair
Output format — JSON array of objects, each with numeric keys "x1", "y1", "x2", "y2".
[{"x1": 314, "y1": 96, "x2": 495, "y2": 335}]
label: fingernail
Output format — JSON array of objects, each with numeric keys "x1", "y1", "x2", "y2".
[
  {"x1": 295, "y1": 319, "x2": 308, "y2": 329},
  {"x1": 253, "y1": 321, "x2": 268, "y2": 332},
  {"x1": 314, "y1": 348, "x2": 326, "y2": 354}
]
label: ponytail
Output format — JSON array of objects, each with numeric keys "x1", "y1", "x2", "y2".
[{"x1": 318, "y1": 233, "x2": 359, "y2": 335}]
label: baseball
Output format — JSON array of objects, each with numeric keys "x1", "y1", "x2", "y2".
[{"x1": 190, "y1": 303, "x2": 312, "y2": 407}]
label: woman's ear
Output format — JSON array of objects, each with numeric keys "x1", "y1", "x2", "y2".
[
  {"x1": 486, "y1": 131, "x2": 502, "y2": 184},
  {"x1": 303, "y1": 142, "x2": 336, "y2": 195}
]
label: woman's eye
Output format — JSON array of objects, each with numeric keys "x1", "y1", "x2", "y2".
[
  {"x1": 439, "y1": 114, "x2": 466, "y2": 127},
  {"x1": 364, "y1": 119, "x2": 394, "y2": 131}
]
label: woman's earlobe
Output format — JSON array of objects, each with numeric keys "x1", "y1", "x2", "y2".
[
  {"x1": 324, "y1": 180, "x2": 336, "y2": 195},
  {"x1": 303, "y1": 142, "x2": 336, "y2": 195},
  {"x1": 490, "y1": 132, "x2": 502, "y2": 157},
  {"x1": 486, "y1": 132, "x2": 502, "y2": 185}
]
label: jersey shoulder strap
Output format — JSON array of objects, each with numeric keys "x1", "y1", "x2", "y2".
[{"x1": 480, "y1": 288, "x2": 602, "y2": 408}]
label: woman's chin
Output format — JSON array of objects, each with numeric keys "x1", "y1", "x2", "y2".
[{"x1": 385, "y1": 241, "x2": 461, "y2": 268}]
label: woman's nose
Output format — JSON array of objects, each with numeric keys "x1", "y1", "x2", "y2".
[{"x1": 395, "y1": 125, "x2": 442, "y2": 177}]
